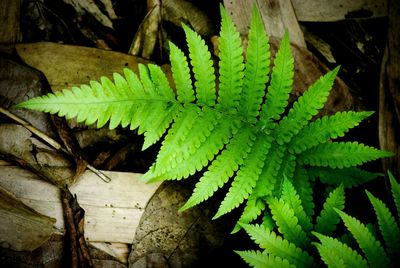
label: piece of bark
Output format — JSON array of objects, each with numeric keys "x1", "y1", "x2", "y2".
[
  {"x1": 379, "y1": 0, "x2": 400, "y2": 177},
  {"x1": 0, "y1": 0, "x2": 23, "y2": 43},
  {"x1": 51, "y1": 115, "x2": 88, "y2": 179},
  {"x1": 130, "y1": 0, "x2": 215, "y2": 59},
  {"x1": 0, "y1": 185, "x2": 57, "y2": 251},
  {"x1": 62, "y1": 0, "x2": 114, "y2": 29},
  {"x1": 224, "y1": 0, "x2": 306, "y2": 48},
  {"x1": 61, "y1": 187, "x2": 94, "y2": 268},
  {"x1": 15, "y1": 42, "x2": 150, "y2": 91},
  {"x1": 129, "y1": 181, "x2": 228, "y2": 268},
  {"x1": 292, "y1": 0, "x2": 387, "y2": 22},
  {"x1": 129, "y1": 0, "x2": 161, "y2": 59}
]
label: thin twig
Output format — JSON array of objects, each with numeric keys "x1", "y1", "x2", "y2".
[
  {"x1": 0, "y1": 106, "x2": 62, "y2": 150},
  {"x1": 0, "y1": 107, "x2": 112, "y2": 183}
]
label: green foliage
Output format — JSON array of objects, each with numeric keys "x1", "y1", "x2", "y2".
[
  {"x1": 315, "y1": 185, "x2": 345, "y2": 235},
  {"x1": 16, "y1": 4, "x2": 392, "y2": 227},
  {"x1": 239, "y1": 171, "x2": 400, "y2": 267},
  {"x1": 239, "y1": 223, "x2": 314, "y2": 267},
  {"x1": 238, "y1": 181, "x2": 343, "y2": 267}
]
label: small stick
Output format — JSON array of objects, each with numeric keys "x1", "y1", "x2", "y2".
[{"x1": 0, "y1": 107, "x2": 111, "y2": 183}]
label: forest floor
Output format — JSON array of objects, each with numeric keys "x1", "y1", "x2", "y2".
[{"x1": 0, "y1": 0, "x2": 395, "y2": 267}]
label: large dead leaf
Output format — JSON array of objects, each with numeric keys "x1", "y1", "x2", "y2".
[
  {"x1": 0, "y1": 58, "x2": 53, "y2": 136},
  {"x1": 129, "y1": 181, "x2": 228, "y2": 268},
  {"x1": 291, "y1": 0, "x2": 387, "y2": 22},
  {"x1": 15, "y1": 42, "x2": 150, "y2": 91},
  {"x1": 0, "y1": 185, "x2": 56, "y2": 251}
]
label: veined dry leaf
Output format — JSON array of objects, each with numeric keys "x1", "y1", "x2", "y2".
[
  {"x1": 15, "y1": 42, "x2": 150, "y2": 91},
  {"x1": 0, "y1": 185, "x2": 56, "y2": 251},
  {"x1": 129, "y1": 181, "x2": 228, "y2": 268}
]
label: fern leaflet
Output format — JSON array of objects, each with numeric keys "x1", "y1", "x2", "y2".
[
  {"x1": 335, "y1": 209, "x2": 390, "y2": 268},
  {"x1": 235, "y1": 250, "x2": 295, "y2": 268},
  {"x1": 313, "y1": 232, "x2": 368, "y2": 268},
  {"x1": 182, "y1": 24, "x2": 215, "y2": 106},
  {"x1": 179, "y1": 127, "x2": 254, "y2": 211},
  {"x1": 275, "y1": 66, "x2": 339, "y2": 145},
  {"x1": 288, "y1": 111, "x2": 373, "y2": 154},
  {"x1": 214, "y1": 134, "x2": 272, "y2": 219},
  {"x1": 169, "y1": 42, "x2": 195, "y2": 103},
  {"x1": 217, "y1": 4, "x2": 244, "y2": 112},
  {"x1": 240, "y1": 5, "x2": 270, "y2": 121},
  {"x1": 280, "y1": 178, "x2": 313, "y2": 232},
  {"x1": 241, "y1": 224, "x2": 314, "y2": 267},
  {"x1": 298, "y1": 142, "x2": 393, "y2": 169},
  {"x1": 269, "y1": 198, "x2": 309, "y2": 248},
  {"x1": 366, "y1": 190, "x2": 400, "y2": 258},
  {"x1": 259, "y1": 31, "x2": 293, "y2": 131},
  {"x1": 309, "y1": 167, "x2": 381, "y2": 188},
  {"x1": 315, "y1": 185, "x2": 345, "y2": 235},
  {"x1": 388, "y1": 170, "x2": 400, "y2": 219}
]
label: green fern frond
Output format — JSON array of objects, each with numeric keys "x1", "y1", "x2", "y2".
[
  {"x1": 241, "y1": 224, "x2": 314, "y2": 267},
  {"x1": 288, "y1": 111, "x2": 373, "y2": 154},
  {"x1": 232, "y1": 196, "x2": 266, "y2": 233},
  {"x1": 15, "y1": 66, "x2": 177, "y2": 135},
  {"x1": 234, "y1": 250, "x2": 295, "y2": 268},
  {"x1": 217, "y1": 4, "x2": 244, "y2": 112},
  {"x1": 292, "y1": 167, "x2": 314, "y2": 218},
  {"x1": 239, "y1": 5, "x2": 270, "y2": 121},
  {"x1": 309, "y1": 167, "x2": 381, "y2": 188},
  {"x1": 335, "y1": 209, "x2": 390, "y2": 268},
  {"x1": 388, "y1": 170, "x2": 400, "y2": 219},
  {"x1": 169, "y1": 42, "x2": 195, "y2": 103},
  {"x1": 313, "y1": 243, "x2": 346, "y2": 268},
  {"x1": 179, "y1": 127, "x2": 254, "y2": 211},
  {"x1": 182, "y1": 24, "x2": 216, "y2": 106},
  {"x1": 147, "y1": 64, "x2": 175, "y2": 99},
  {"x1": 154, "y1": 107, "x2": 220, "y2": 172},
  {"x1": 366, "y1": 190, "x2": 400, "y2": 258},
  {"x1": 259, "y1": 31, "x2": 293, "y2": 130},
  {"x1": 315, "y1": 185, "x2": 345, "y2": 235},
  {"x1": 275, "y1": 66, "x2": 339, "y2": 145},
  {"x1": 279, "y1": 154, "x2": 297, "y2": 185},
  {"x1": 143, "y1": 104, "x2": 200, "y2": 177},
  {"x1": 313, "y1": 232, "x2": 368, "y2": 268},
  {"x1": 252, "y1": 144, "x2": 285, "y2": 198},
  {"x1": 269, "y1": 198, "x2": 309, "y2": 248},
  {"x1": 298, "y1": 142, "x2": 394, "y2": 169},
  {"x1": 16, "y1": 4, "x2": 393, "y2": 235},
  {"x1": 280, "y1": 178, "x2": 313, "y2": 232},
  {"x1": 213, "y1": 135, "x2": 272, "y2": 219}
]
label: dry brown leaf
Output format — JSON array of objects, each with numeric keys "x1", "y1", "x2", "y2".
[
  {"x1": 62, "y1": 0, "x2": 114, "y2": 29},
  {"x1": 129, "y1": 181, "x2": 228, "y2": 268},
  {"x1": 0, "y1": 185, "x2": 56, "y2": 251},
  {"x1": 292, "y1": 0, "x2": 387, "y2": 22},
  {"x1": 15, "y1": 42, "x2": 150, "y2": 91}
]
